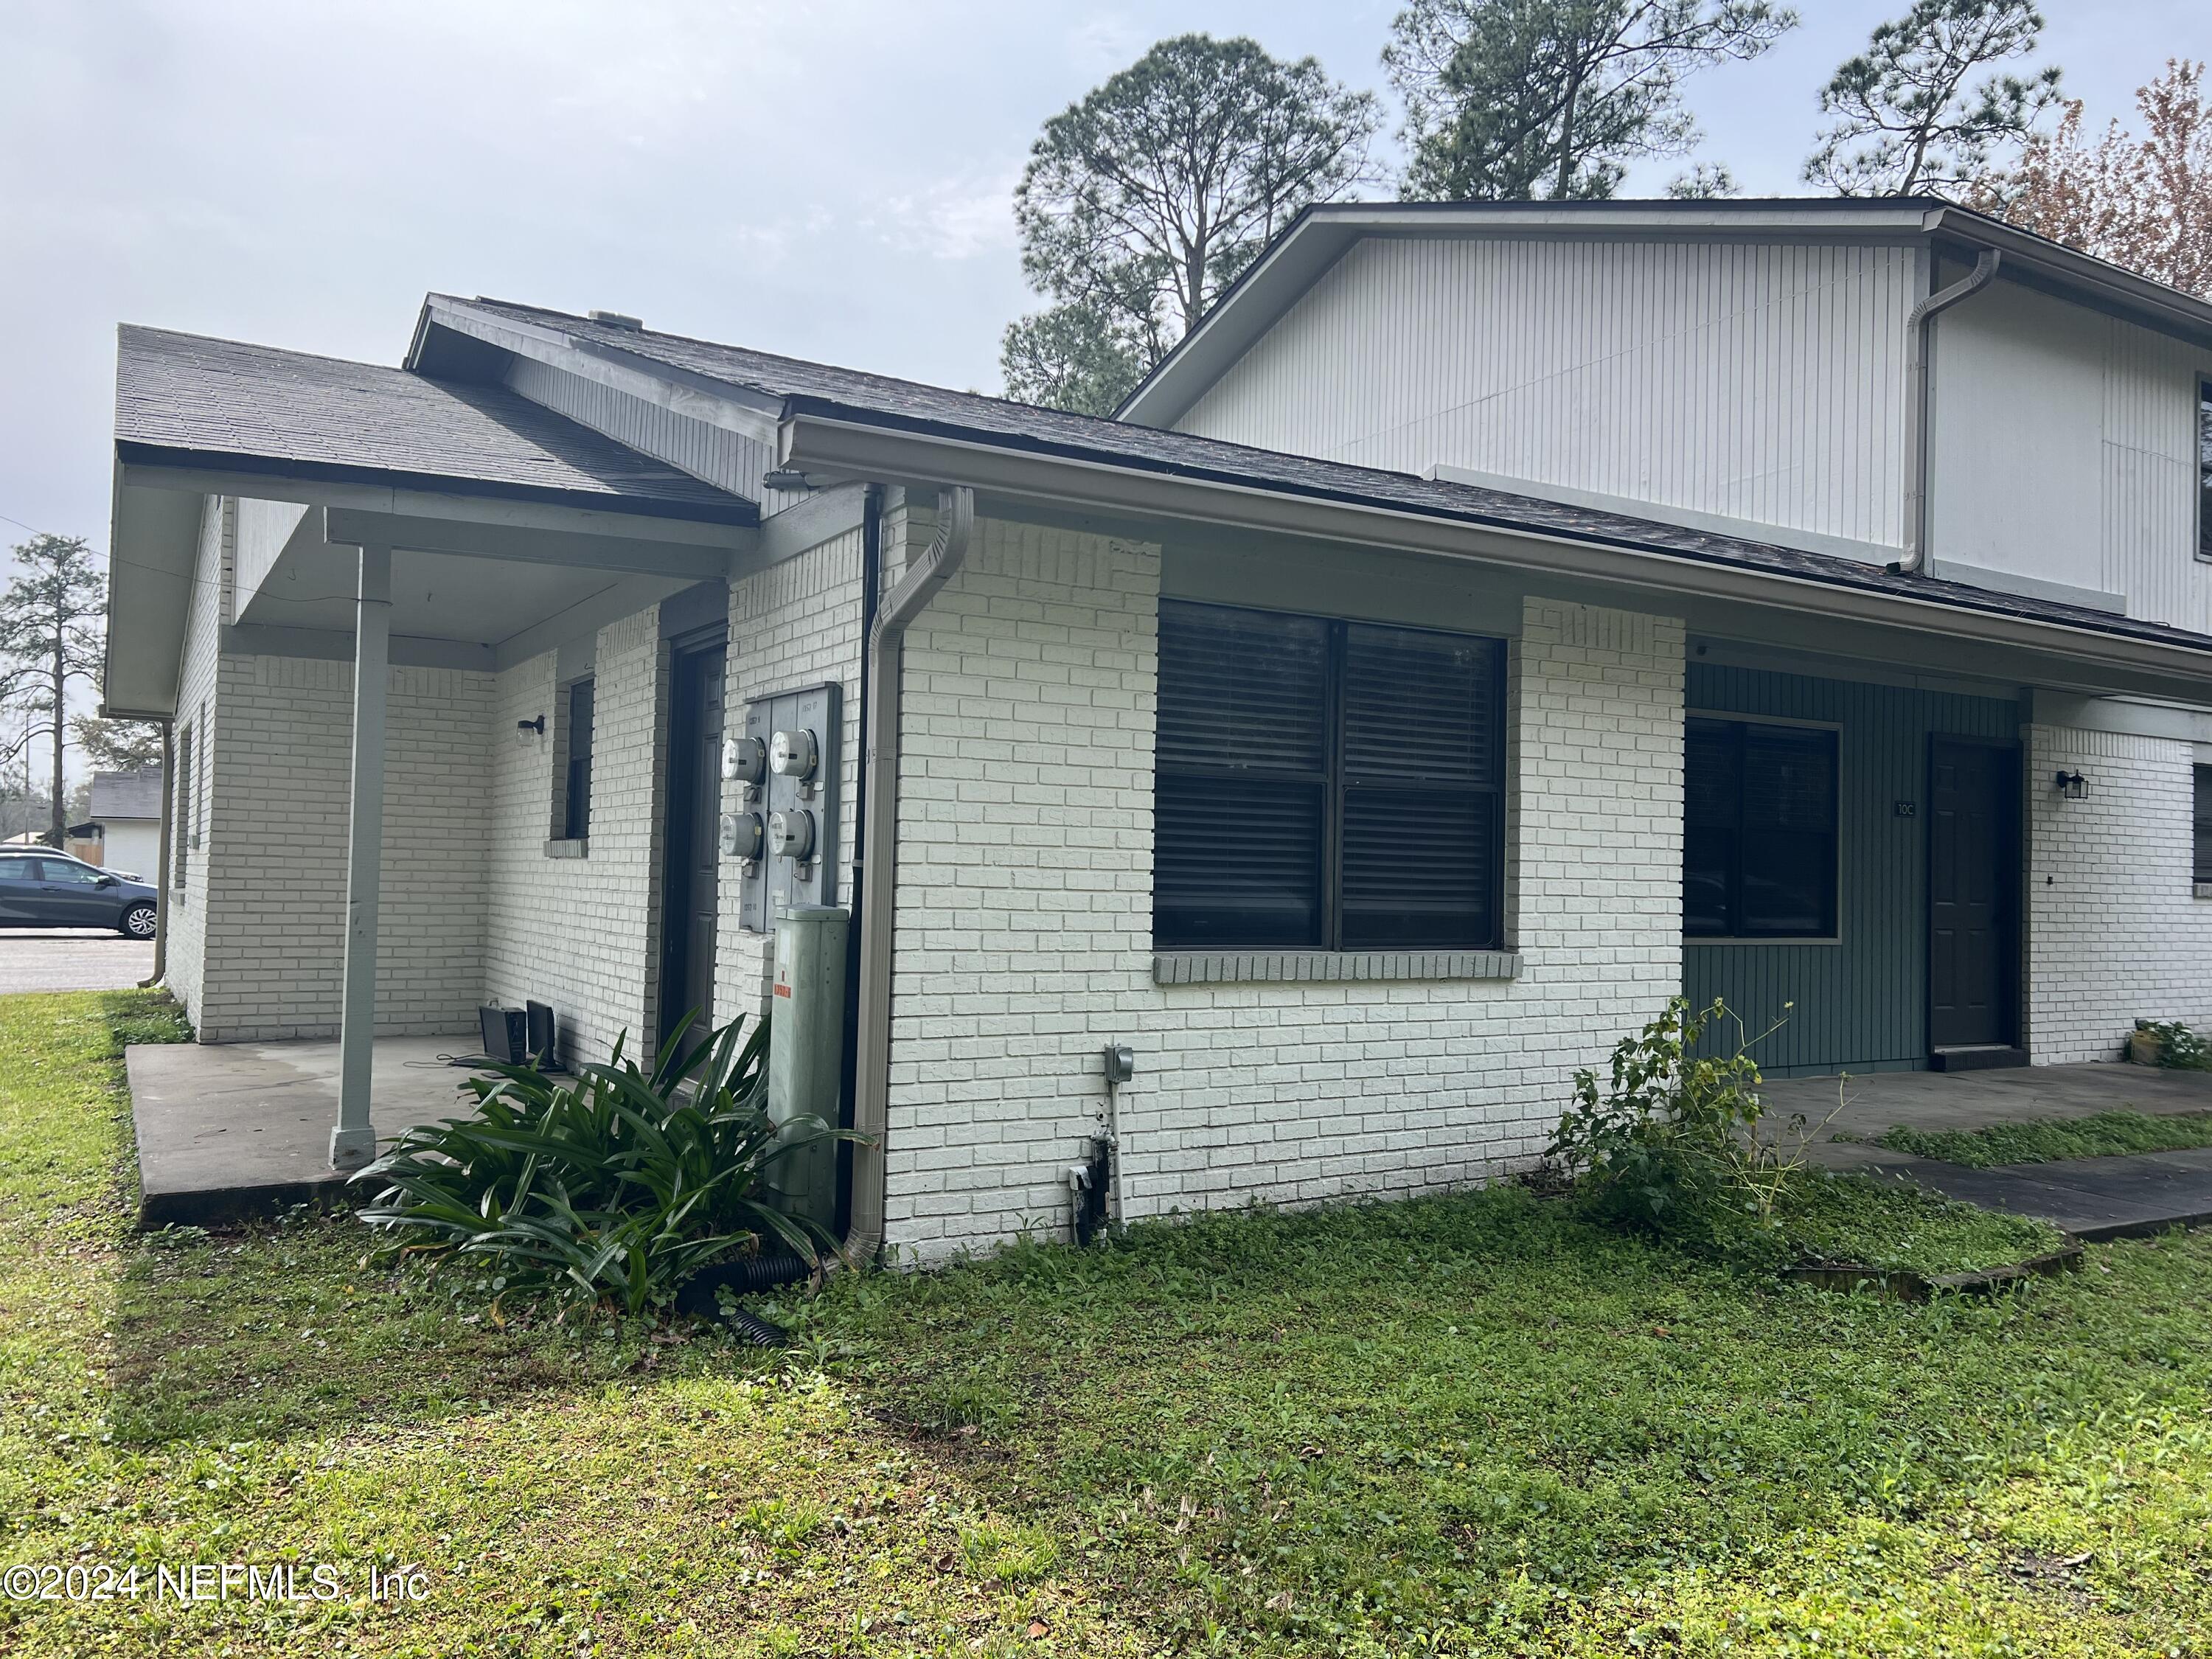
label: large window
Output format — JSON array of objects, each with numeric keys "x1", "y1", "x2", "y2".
[
  {"x1": 2194, "y1": 764, "x2": 2212, "y2": 886},
  {"x1": 1154, "y1": 600, "x2": 1506, "y2": 953},
  {"x1": 1684, "y1": 717, "x2": 1839, "y2": 939}
]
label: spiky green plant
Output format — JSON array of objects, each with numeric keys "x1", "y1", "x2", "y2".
[{"x1": 352, "y1": 1015, "x2": 850, "y2": 1315}]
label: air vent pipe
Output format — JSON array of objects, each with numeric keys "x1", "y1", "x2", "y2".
[
  {"x1": 846, "y1": 486, "x2": 975, "y2": 1264},
  {"x1": 1892, "y1": 249, "x2": 2000, "y2": 577}
]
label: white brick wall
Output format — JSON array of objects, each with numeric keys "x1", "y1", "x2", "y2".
[
  {"x1": 192, "y1": 659, "x2": 493, "y2": 1041},
  {"x1": 880, "y1": 516, "x2": 1687, "y2": 1262},
  {"x1": 2025, "y1": 721, "x2": 2212, "y2": 1062},
  {"x1": 483, "y1": 608, "x2": 669, "y2": 1064},
  {"x1": 160, "y1": 495, "x2": 229, "y2": 1025},
  {"x1": 160, "y1": 497, "x2": 498, "y2": 1042},
  {"x1": 714, "y1": 526, "x2": 871, "y2": 1018}
]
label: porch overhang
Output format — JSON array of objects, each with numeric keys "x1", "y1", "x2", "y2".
[{"x1": 108, "y1": 457, "x2": 758, "y2": 714}]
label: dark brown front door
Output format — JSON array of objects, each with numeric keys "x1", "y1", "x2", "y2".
[
  {"x1": 660, "y1": 636, "x2": 726, "y2": 1056},
  {"x1": 1928, "y1": 738, "x2": 2018, "y2": 1051}
]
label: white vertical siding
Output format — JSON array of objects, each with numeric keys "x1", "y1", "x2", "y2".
[
  {"x1": 1176, "y1": 236, "x2": 1918, "y2": 552},
  {"x1": 1929, "y1": 279, "x2": 2212, "y2": 633}
]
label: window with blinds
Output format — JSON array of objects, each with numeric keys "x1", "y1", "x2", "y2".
[
  {"x1": 562, "y1": 677, "x2": 596, "y2": 841},
  {"x1": 1154, "y1": 599, "x2": 1506, "y2": 952},
  {"x1": 2193, "y1": 764, "x2": 2212, "y2": 885},
  {"x1": 1684, "y1": 717, "x2": 1838, "y2": 939}
]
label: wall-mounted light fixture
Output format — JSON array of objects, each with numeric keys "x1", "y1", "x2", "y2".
[
  {"x1": 2053, "y1": 768, "x2": 2089, "y2": 800},
  {"x1": 518, "y1": 715, "x2": 545, "y2": 736}
]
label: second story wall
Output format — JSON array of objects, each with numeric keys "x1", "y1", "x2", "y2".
[
  {"x1": 1174, "y1": 234, "x2": 1920, "y2": 557},
  {"x1": 1928, "y1": 276, "x2": 2212, "y2": 631}
]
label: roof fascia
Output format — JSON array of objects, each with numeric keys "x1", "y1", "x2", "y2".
[
  {"x1": 116, "y1": 453, "x2": 755, "y2": 540},
  {"x1": 415, "y1": 296, "x2": 787, "y2": 448},
  {"x1": 776, "y1": 408, "x2": 2212, "y2": 692}
]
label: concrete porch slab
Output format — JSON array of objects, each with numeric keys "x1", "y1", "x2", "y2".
[
  {"x1": 1763, "y1": 1061, "x2": 2212, "y2": 1242},
  {"x1": 128, "y1": 1034, "x2": 481, "y2": 1228},
  {"x1": 1764, "y1": 1060, "x2": 2212, "y2": 1146}
]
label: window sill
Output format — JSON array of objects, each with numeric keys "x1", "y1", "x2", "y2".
[
  {"x1": 543, "y1": 838, "x2": 589, "y2": 860},
  {"x1": 1154, "y1": 949, "x2": 1520, "y2": 986}
]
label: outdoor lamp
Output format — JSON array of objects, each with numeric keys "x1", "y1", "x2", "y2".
[{"x1": 2053, "y1": 769, "x2": 2088, "y2": 800}]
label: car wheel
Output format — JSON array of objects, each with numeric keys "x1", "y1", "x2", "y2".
[{"x1": 121, "y1": 903, "x2": 158, "y2": 940}]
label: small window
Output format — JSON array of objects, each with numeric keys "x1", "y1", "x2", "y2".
[
  {"x1": 2194, "y1": 765, "x2": 2212, "y2": 886},
  {"x1": 563, "y1": 678, "x2": 596, "y2": 841},
  {"x1": 1153, "y1": 600, "x2": 1506, "y2": 953},
  {"x1": 1685, "y1": 717, "x2": 1839, "y2": 939},
  {"x1": 2199, "y1": 382, "x2": 2212, "y2": 561},
  {"x1": 173, "y1": 726, "x2": 193, "y2": 891}
]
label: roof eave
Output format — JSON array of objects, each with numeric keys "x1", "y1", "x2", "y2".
[{"x1": 776, "y1": 403, "x2": 2212, "y2": 695}]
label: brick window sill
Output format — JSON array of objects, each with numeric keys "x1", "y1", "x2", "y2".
[
  {"x1": 1154, "y1": 949, "x2": 1521, "y2": 986},
  {"x1": 543, "y1": 838, "x2": 589, "y2": 860}
]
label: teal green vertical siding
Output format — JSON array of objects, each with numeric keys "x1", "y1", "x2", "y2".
[{"x1": 1683, "y1": 664, "x2": 2021, "y2": 1077}]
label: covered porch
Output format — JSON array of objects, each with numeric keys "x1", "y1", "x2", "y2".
[{"x1": 108, "y1": 326, "x2": 761, "y2": 1180}]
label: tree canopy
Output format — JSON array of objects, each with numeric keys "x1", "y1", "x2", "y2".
[
  {"x1": 1804, "y1": 0, "x2": 2062, "y2": 195},
  {"x1": 1386, "y1": 0, "x2": 1794, "y2": 202},
  {"x1": 1001, "y1": 34, "x2": 1378, "y2": 415},
  {"x1": 1973, "y1": 58, "x2": 2212, "y2": 299},
  {"x1": 0, "y1": 535, "x2": 106, "y2": 845}
]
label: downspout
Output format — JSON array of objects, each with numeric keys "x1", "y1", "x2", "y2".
[
  {"x1": 846, "y1": 485, "x2": 975, "y2": 1265},
  {"x1": 140, "y1": 718, "x2": 174, "y2": 990},
  {"x1": 1891, "y1": 249, "x2": 2001, "y2": 576},
  {"x1": 837, "y1": 484, "x2": 883, "y2": 1238}
]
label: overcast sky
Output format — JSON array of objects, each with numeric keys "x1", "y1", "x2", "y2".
[{"x1": 0, "y1": 0, "x2": 2200, "y2": 574}]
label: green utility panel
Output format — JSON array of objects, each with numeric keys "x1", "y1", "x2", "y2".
[{"x1": 766, "y1": 905, "x2": 849, "y2": 1228}]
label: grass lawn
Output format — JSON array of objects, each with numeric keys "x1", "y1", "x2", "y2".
[
  {"x1": 1874, "y1": 1108, "x2": 2212, "y2": 1169},
  {"x1": 1, "y1": 990, "x2": 2208, "y2": 1656}
]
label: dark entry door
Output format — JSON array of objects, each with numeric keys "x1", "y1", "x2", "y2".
[
  {"x1": 1928, "y1": 739, "x2": 2017, "y2": 1051},
  {"x1": 660, "y1": 636, "x2": 726, "y2": 1057}
]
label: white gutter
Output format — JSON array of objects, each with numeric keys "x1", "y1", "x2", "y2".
[
  {"x1": 1893, "y1": 249, "x2": 2001, "y2": 577},
  {"x1": 846, "y1": 485, "x2": 974, "y2": 1264}
]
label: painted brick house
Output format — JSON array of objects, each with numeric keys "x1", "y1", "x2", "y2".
[{"x1": 105, "y1": 198, "x2": 2212, "y2": 1263}]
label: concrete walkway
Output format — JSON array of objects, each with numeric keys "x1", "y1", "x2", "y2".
[
  {"x1": 0, "y1": 931, "x2": 156, "y2": 993},
  {"x1": 128, "y1": 1034, "x2": 481, "y2": 1227},
  {"x1": 1763, "y1": 1061, "x2": 2212, "y2": 1241}
]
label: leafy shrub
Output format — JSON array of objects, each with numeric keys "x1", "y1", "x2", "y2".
[
  {"x1": 354, "y1": 1016, "x2": 849, "y2": 1317},
  {"x1": 2135, "y1": 1018, "x2": 2212, "y2": 1070},
  {"x1": 1547, "y1": 998, "x2": 1820, "y2": 1256}
]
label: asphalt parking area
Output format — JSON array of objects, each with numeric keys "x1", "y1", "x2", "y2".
[{"x1": 0, "y1": 930, "x2": 156, "y2": 995}]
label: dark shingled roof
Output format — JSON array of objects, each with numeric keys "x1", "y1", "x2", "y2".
[
  {"x1": 116, "y1": 325, "x2": 753, "y2": 524},
  {"x1": 88, "y1": 769, "x2": 163, "y2": 822},
  {"x1": 449, "y1": 296, "x2": 2212, "y2": 660}
]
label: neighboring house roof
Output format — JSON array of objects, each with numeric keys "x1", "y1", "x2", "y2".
[
  {"x1": 423, "y1": 294, "x2": 2212, "y2": 664},
  {"x1": 88, "y1": 769, "x2": 163, "y2": 822},
  {"x1": 115, "y1": 325, "x2": 754, "y2": 525},
  {"x1": 1115, "y1": 197, "x2": 2212, "y2": 428}
]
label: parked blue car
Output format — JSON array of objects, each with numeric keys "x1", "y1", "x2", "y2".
[{"x1": 0, "y1": 851, "x2": 160, "y2": 937}]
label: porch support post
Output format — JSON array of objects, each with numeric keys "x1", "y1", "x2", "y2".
[{"x1": 330, "y1": 542, "x2": 392, "y2": 1172}]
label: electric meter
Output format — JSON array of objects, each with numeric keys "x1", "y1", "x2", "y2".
[
  {"x1": 768, "y1": 807, "x2": 816, "y2": 860},
  {"x1": 723, "y1": 735, "x2": 765, "y2": 786},
  {"x1": 769, "y1": 727, "x2": 818, "y2": 780}
]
